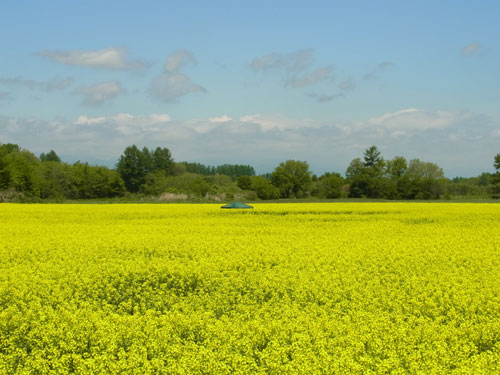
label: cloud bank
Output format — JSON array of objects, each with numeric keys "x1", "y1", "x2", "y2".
[{"x1": 1, "y1": 109, "x2": 497, "y2": 176}]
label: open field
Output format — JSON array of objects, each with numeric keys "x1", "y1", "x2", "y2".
[{"x1": 1, "y1": 203, "x2": 500, "y2": 374}]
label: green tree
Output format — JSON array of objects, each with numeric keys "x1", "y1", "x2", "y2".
[
  {"x1": 385, "y1": 156, "x2": 410, "y2": 199},
  {"x1": 0, "y1": 148, "x2": 42, "y2": 196},
  {"x1": 250, "y1": 176, "x2": 280, "y2": 200},
  {"x1": 40, "y1": 150, "x2": 61, "y2": 163},
  {"x1": 116, "y1": 145, "x2": 152, "y2": 193},
  {"x1": 346, "y1": 146, "x2": 387, "y2": 198},
  {"x1": 312, "y1": 172, "x2": 345, "y2": 199},
  {"x1": 151, "y1": 147, "x2": 174, "y2": 175},
  {"x1": 406, "y1": 159, "x2": 446, "y2": 199},
  {"x1": 39, "y1": 161, "x2": 75, "y2": 199},
  {"x1": 271, "y1": 160, "x2": 312, "y2": 198},
  {"x1": 346, "y1": 158, "x2": 367, "y2": 198},
  {"x1": 364, "y1": 145, "x2": 383, "y2": 169},
  {"x1": 71, "y1": 162, "x2": 125, "y2": 199},
  {"x1": 489, "y1": 153, "x2": 500, "y2": 199},
  {"x1": 237, "y1": 175, "x2": 252, "y2": 190}
]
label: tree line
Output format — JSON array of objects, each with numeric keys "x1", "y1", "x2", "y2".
[{"x1": 1, "y1": 142, "x2": 499, "y2": 202}]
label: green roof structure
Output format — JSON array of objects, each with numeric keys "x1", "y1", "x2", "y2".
[{"x1": 221, "y1": 202, "x2": 253, "y2": 209}]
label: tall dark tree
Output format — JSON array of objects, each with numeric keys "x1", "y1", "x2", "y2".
[
  {"x1": 364, "y1": 145, "x2": 383, "y2": 169},
  {"x1": 152, "y1": 147, "x2": 174, "y2": 175},
  {"x1": 116, "y1": 145, "x2": 151, "y2": 193}
]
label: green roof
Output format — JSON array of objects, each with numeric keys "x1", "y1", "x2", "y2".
[{"x1": 221, "y1": 202, "x2": 253, "y2": 209}]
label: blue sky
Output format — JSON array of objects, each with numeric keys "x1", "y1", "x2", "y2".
[{"x1": 0, "y1": 1, "x2": 499, "y2": 176}]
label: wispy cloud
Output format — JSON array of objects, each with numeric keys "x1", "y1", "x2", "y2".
[
  {"x1": 363, "y1": 61, "x2": 393, "y2": 80},
  {"x1": 461, "y1": 42, "x2": 481, "y2": 56},
  {"x1": 72, "y1": 81, "x2": 125, "y2": 106},
  {"x1": 250, "y1": 53, "x2": 286, "y2": 71},
  {"x1": 251, "y1": 49, "x2": 332, "y2": 88},
  {"x1": 338, "y1": 78, "x2": 356, "y2": 91},
  {"x1": 38, "y1": 47, "x2": 147, "y2": 70},
  {"x1": 307, "y1": 92, "x2": 344, "y2": 103},
  {"x1": 286, "y1": 66, "x2": 333, "y2": 88},
  {"x1": 0, "y1": 76, "x2": 74, "y2": 91},
  {"x1": 150, "y1": 49, "x2": 206, "y2": 103},
  {"x1": 0, "y1": 91, "x2": 11, "y2": 101}
]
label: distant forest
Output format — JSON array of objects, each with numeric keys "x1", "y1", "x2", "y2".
[{"x1": 0, "y1": 142, "x2": 499, "y2": 202}]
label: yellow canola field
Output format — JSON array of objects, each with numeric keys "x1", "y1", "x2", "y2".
[{"x1": 1, "y1": 203, "x2": 500, "y2": 374}]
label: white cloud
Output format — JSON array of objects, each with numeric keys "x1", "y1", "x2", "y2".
[
  {"x1": 149, "y1": 114, "x2": 172, "y2": 124},
  {"x1": 74, "y1": 115, "x2": 107, "y2": 125},
  {"x1": 209, "y1": 115, "x2": 232, "y2": 123},
  {"x1": 74, "y1": 113, "x2": 171, "y2": 127},
  {"x1": 72, "y1": 81, "x2": 124, "y2": 106},
  {"x1": 150, "y1": 50, "x2": 206, "y2": 103},
  {"x1": 38, "y1": 47, "x2": 146, "y2": 70},
  {"x1": 368, "y1": 108, "x2": 469, "y2": 131},
  {"x1": 461, "y1": 43, "x2": 481, "y2": 56}
]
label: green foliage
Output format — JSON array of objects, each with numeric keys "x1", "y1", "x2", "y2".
[
  {"x1": 71, "y1": 162, "x2": 125, "y2": 199},
  {"x1": 182, "y1": 162, "x2": 255, "y2": 178},
  {"x1": 271, "y1": 160, "x2": 312, "y2": 198},
  {"x1": 311, "y1": 172, "x2": 345, "y2": 199},
  {"x1": 347, "y1": 148, "x2": 448, "y2": 200},
  {"x1": 39, "y1": 161, "x2": 76, "y2": 199},
  {"x1": 141, "y1": 172, "x2": 212, "y2": 197},
  {"x1": 446, "y1": 176, "x2": 490, "y2": 198},
  {"x1": 489, "y1": 153, "x2": 500, "y2": 199},
  {"x1": 384, "y1": 156, "x2": 411, "y2": 199},
  {"x1": 39, "y1": 150, "x2": 61, "y2": 163},
  {"x1": 249, "y1": 176, "x2": 280, "y2": 200},
  {"x1": 2, "y1": 142, "x2": 499, "y2": 201},
  {"x1": 406, "y1": 159, "x2": 446, "y2": 199},
  {"x1": 0, "y1": 146, "x2": 42, "y2": 197},
  {"x1": 237, "y1": 175, "x2": 252, "y2": 190},
  {"x1": 116, "y1": 145, "x2": 174, "y2": 193}
]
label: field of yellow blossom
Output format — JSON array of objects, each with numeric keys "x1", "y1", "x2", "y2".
[{"x1": 1, "y1": 203, "x2": 500, "y2": 374}]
